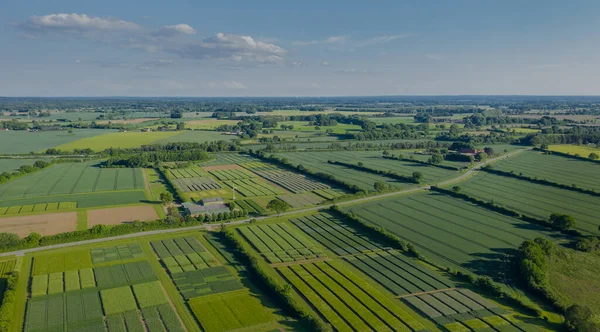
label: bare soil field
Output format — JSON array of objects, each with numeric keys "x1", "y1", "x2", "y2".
[
  {"x1": 0, "y1": 212, "x2": 77, "y2": 237},
  {"x1": 87, "y1": 205, "x2": 159, "y2": 227}
]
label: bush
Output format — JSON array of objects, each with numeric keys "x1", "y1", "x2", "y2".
[{"x1": 0, "y1": 272, "x2": 19, "y2": 331}]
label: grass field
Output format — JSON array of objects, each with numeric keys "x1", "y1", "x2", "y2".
[
  {"x1": 0, "y1": 130, "x2": 114, "y2": 154},
  {"x1": 549, "y1": 144, "x2": 600, "y2": 156},
  {"x1": 0, "y1": 161, "x2": 145, "y2": 200},
  {"x1": 491, "y1": 149, "x2": 600, "y2": 191},
  {"x1": 279, "y1": 260, "x2": 426, "y2": 331},
  {"x1": 346, "y1": 192, "x2": 563, "y2": 279},
  {"x1": 54, "y1": 131, "x2": 180, "y2": 151},
  {"x1": 367, "y1": 116, "x2": 416, "y2": 124},
  {"x1": 275, "y1": 120, "x2": 362, "y2": 133},
  {"x1": 0, "y1": 159, "x2": 52, "y2": 173},
  {"x1": 459, "y1": 172, "x2": 600, "y2": 235}
]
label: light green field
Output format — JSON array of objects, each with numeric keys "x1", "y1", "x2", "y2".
[
  {"x1": 508, "y1": 127, "x2": 541, "y2": 133},
  {"x1": 367, "y1": 117, "x2": 415, "y2": 124},
  {"x1": 54, "y1": 131, "x2": 180, "y2": 151},
  {"x1": 0, "y1": 130, "x2": 115, "y2": 154},
  {"x1": 184, "y1": 119, "x2": 239, "y2": 129},
  {"x1": 550, "y1": 144, "x2": 600, "y2": 156},
  {"x1": 154, "y1": 131, "x2": 238, "y2": 144}
]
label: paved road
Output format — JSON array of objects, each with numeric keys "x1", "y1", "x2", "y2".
[{"x1": 0, "y1": 149, "x2": 527, "y2": 258}]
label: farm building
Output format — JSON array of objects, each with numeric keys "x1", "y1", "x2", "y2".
[{"x1": 182, "y1": 197, "x2": 230, "y2": 216}]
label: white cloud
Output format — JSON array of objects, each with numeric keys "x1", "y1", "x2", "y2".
[
  {"x1": 223, "y1": 81, "x2": 247, "y2": 89},
  {"x1": 292, "y1": 36, "x2": 346, "y2": 46},
  {"x1": 320, "y1": 61, "x2": 331, "y2": 66},
  {"x1": 154, "y1": 24, "x2": 197, "y2": 37},
  {"x1": 169, "y1": 33, "x2": 285, "y2": 63},
  {"x1": 24, "y1": 13, "x2": 139, "y2": 32}
]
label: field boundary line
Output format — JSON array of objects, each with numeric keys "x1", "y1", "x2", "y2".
[{"x1": 397, "y1": 288, "x2": 457, "y2": 299}]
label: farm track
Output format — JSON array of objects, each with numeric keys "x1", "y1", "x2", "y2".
[{"x1": 0, "y1": 149, "x2": 527, "y2": 257}]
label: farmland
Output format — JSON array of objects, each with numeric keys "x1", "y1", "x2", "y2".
[
  {"x1": 238, "y1": 223, "x2": 325, "y2": 263},
  {"x1": 491, "y1": 149, "x2": 600, "y2": 191},
  {"x1": 275, "y1": 151, "x2": 460, "y2": 187},
  {"x1": 154, "y1": 130, "x2": 238, "y2": 144},
  {"x1": 549, "y1": 144, "x2": 600, "y2": 156},
  {"x1": 53, "y1": 131, "x2": 180, "y2": 151},
  {"x1": 223, "y1": 178, "x2": 284, "y2": 197},
  {"x1": 345, "y1": 192, "x2": 563, "y2": 278},
  {"x1": 278, "y1": 260, "x2": 426, "y2": 331},
  {"x1": 0, "y1": 161, "x2": 145, "y2": 200},
  {"x1": 459, "y1": 172, "x2": 600, "y2": 235},
  {"x1": 242, "y1": 162, "x2": 331, "y2": 193},
  {"x1": 0, "y1": 130, "x2": 113, "y2": 154}
]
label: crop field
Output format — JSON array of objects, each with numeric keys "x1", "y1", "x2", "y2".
[
  {"x1": 223, "y1": 178, "x2": 284, "y2": 197},
  {"x1": 53, "y1": 131, "x2": 181, "y2": 151},
  {"x1": 184, "y1": 119, "x2": 238, "y2": 129},
  {"x1": 242, "y1": 162, "x2": 331, "y2": 193},
  {"x1": 313, "y1": 188, "x2": 346, "y2": 200},
  {"x1": 168, "y1": 167, "x2": 204, "y2": 178},
  {"x1": 232, "y1": 199, "x2": 265, "y2": 215},
  {"x1": 290, "y1": 213, "x2": 386, "y2": 256},
  {"x1": 0, "y1": 201, "x2": 75, "y2": 216},
  {"x1": 346, "y1": 192, "x2": 562, "y2": 278},
  {"x1": 345, "y1": 250, "x2": 455, "y2": 296},
  {"x1": 189, "y1": 290, "x2": 274, "y2": 332},
  {"x1": 33, "y1": 250, "x2": 92, "y2": 275},
  {"x1": 238, "y1": 223, "x2": 325, "y2": 263},
  {"x1": 154, "y1": 130, "x2": 238, "y2": 144},
  {"x1": 172, "y1": 266, "x2": 244, "y2": 299},
  {"x1": 402, "y1": 288, "x2": 513, "y2": 329},
  {"x1": 0, "y1": 161, "x2": 145, "y2": 200},
  {"x1": 0, "y1": 158, "x2": 49, "y2": 173},
  {"x1": 0, "y1": 130, "x2": 114, "y2": 154},
  {"x1": 200, "y1": 153, "x2": 259, "y2": 166},
  {"x1": 171, "y1": 177, "x2": 221, "y2": 192},
  {"x1": 276, "y1": 120, "x2": 362, "y2": 133},
  {"x1": 151, "y1": 236, "x2": 219, "y2": 274},
  {"x1": 275, "y1": 151, "x2": 459, "y2": 187},
  {"x1": 278, "y1": 260, "x2": 426, "y2": 331},
  {"x1": 0, "y1": 190, "x2": 148, "y2": 209},
  {"x1": 90, "y1": 244, "x2": 145, "y2": 264},
  {"x1": 491, "y1": 150, "x2": 600, "y2": 191},
  {"x1": 93, "y1": 261, "x2": 157, "y2": 289},
  {"x1": 276, "y1": 193, "x2": 323, "y2": 208},
  {"x1": 549, "y1": 144, "x2": 600, "y2": 156},
  {"x1": 460, "y1": 172, "x2": 600, "y2": 235},
  {"x1": 207, "y1": 168, "x2": 254, "y2": 180}
]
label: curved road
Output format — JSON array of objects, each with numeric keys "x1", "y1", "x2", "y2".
[{"x1": 0, "y1": 148, "x2": 527, "y2": 257}]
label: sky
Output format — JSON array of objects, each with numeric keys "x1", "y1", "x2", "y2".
[{"x1": 1, "y1": 0, "x2": 599, "y2": 97}]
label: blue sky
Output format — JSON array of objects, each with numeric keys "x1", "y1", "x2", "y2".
[{"x1": 1, "y1": 0, "x2": 599, "y2": 96}]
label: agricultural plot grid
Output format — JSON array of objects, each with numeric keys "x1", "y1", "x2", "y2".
[
  {"x1": 276, "y1": 193, "x2": 323, "y2": 208},
  {"x1": 207, "y1": 168, "x2": 254, "y2": 181},
  {"x1": 168, "y1": 168, "x2": 204, "y2": 179},
  {"x1": 238, "y1": 223, "x2": 326, "y2": 263},
  {"x1": 171, "y1": 177, "x2": 221, "y2": 192},
  {"x1": 278, "y1": 260, "x2": 426, "y2": 332},
  {"x1": 223, "y1": 178, "x2": 284, "y2": 197}
]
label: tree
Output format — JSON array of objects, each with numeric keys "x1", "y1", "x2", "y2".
[
  {"x1": 549, "y1": 213, "x2": 576, "y2": 231},
  {"x1": 166, "y1": 206, "x2": 182, "y2": 224},
  {"x1": 176, "y1": 123, "x2": 185, "y2": 131},
  {"x1": 67, "y1": 129, "x2": 74, "y2": 135},
  {"x1": 357, "y1": 162, "x2": 364, "y2": 167},
  {"x1": 565, "y1": 304, "x2": 594, "y2": 331},
  {"x1": 0, "y1": 233, "x2": 20, "y2": 250},
  {"x1": 540, "y1": 143, "x2": 549, "y2": 151},
  {"x1": 428, "y1": 154, "x2": 444, "y2": 165},
  {"x1": 266, "y1": 199, "x2": 290, "y2": 216},
  {"x1": 476, "y1": 152, "x2": 488, "y2": 161},
  {"x1": 589, "y1": 153, "x2": 599, "y2": 160},
  {"x1": 451, "y1": 186, "x2": 462, "y2": 193},
  {"x1": 411, "y1": 172, "x2": 424, "y2": 183},
  {"x1": 374, "y1": 181, "x2": 387, "y2": 192},
  {"x1": 484, "y1": 147, "x2": 495, "y2": 156},
  {"x1": 159, "y1": 192, "x2": 174, "y2": 205}
]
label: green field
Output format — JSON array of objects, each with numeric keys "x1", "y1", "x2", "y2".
[
  {"x1": 223, "y1": 178, "x2": 284, "y2": 197},
  {"x1": 154, "y1": 130, "x2": 238, "y2": 144},
  {"x1": 0, "y1": 159, "x2": 53, "y2": 173},
  {"x1": 0, "y1": 130, "x2": 114, "y2": 154},
  {"x1": 549, "y1": 144, "x2": 600, "y2": 156},
  {"x1": 275, "y1": 120, "x2": 362, "y2": 133},
  {"x1": 491, "y1": 149, "x2": 600, "y2": 191},
  {"x1": 459, "y1": 172, "x2": 600, "y2": 235},
  {"x1": 0, "y1": 190, "x2": 148, "y2": 209},
  {"x1": 242, "y1": 162, "x2": 331, "y2": 193},
  {"x1": 346, "y1": 192, "x2": 563, "y2": 278},
  {"x1": 54, "y1": 131, "x2": 180, "y2": 151},
  {"x1": 0, "y1": 161, "x2": 145, "y2": 202},
  {"x1": 238, "y1": 223, "x2": 325, "y2": 263},
  {"x1": 200, "y1": 153, "x2": 259, "y2": 166},
  {"x1": 279, "y1": 260, "x2": 426, "y2": 331}
]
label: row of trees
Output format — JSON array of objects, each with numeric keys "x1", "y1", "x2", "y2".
[{"x1": 0, "y1": 160, "x2": 51, "y2": 184}]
